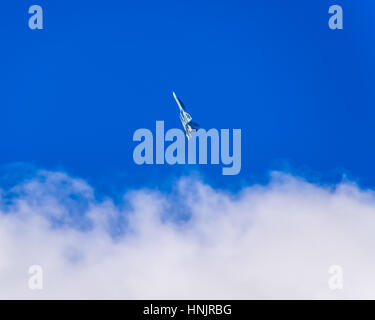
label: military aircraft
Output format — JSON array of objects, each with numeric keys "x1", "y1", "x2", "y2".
[{"x1": 172, "y1": 92, "x2": 199, "y2": 139}]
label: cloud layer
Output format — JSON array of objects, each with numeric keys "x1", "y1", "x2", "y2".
[{"x1": 0, "y1": 169, "x2": 375, "y2": 299}]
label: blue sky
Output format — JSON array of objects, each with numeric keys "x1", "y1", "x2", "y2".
[
  {"x1": 2, "y1": 0, "x2": 375, "y2": 300},
  {"x1": 1, "y1": 0, "x2": 375, "y2": 196}
]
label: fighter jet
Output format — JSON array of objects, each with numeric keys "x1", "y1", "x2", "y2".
[{"x1": 173, "y1": 92, "x2": 199, "y2": 139}]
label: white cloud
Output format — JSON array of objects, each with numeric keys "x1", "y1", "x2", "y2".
[{"x1": 0, "y1": 169, "x2": 375, "y2": 299}]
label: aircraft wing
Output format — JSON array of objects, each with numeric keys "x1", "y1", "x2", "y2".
[{"x1": 189, "y1": 121, "x2": 199, "y2": 129}]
